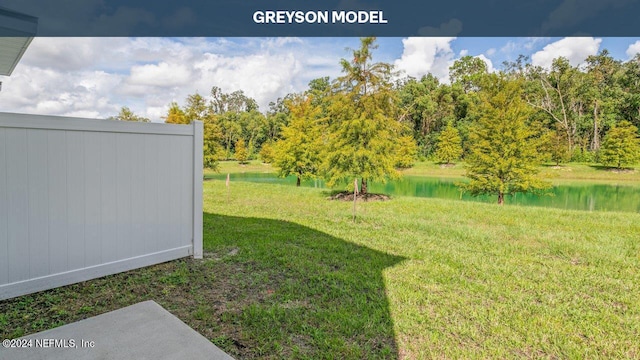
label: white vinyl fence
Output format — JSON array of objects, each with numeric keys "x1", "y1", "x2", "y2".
[{"x1": 0, "y1": 112, "x2": 203, "y2": 300}]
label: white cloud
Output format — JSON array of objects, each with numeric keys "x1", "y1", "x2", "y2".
[
  {"x1": 531, "y1": 37, "x2": 601, "y2": 69},
  {"x1": 626, "y1": 40, "x2": 640, "y2": 58},
  {"x1": 128, "y1": 62, "x2": 194, "y2": 87},
  {"x1": 0, "y1": 38, "x2": 345, "y2": 121},
  {"x1": 394, "y1": 37, "x2": 456, "y2": 81},
  {"x1": 476, "y1": 54, "x2": 494, "y2": 73},
  {"x1": 193, "y1": 52, "x2": 304, "y2": 111},
  {"x1": 485, "y1": 48, "x2": 496, "y2": 56},
  {"x1": 0, "y1": 66, "x2": 123, "y2": 118}
]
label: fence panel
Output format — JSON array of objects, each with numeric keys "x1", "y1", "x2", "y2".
[{"x1": 0, "y1": 112, "x2": 203, "y2": 300}]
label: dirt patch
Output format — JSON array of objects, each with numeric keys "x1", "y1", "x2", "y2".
[
  {"x1": 439, "y1": 163, "x2": 457, "y2": 168},
  {"x1": 328, "y1": 192, "x2": 391, "y2": 201}
]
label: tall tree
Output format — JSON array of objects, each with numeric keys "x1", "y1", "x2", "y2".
[
  {"x1": 599, "y1": 120, "x2": 640, "y2": 169},
  {"x1": 218, "y1": 112, "x2": 243, "y2": 159},
  {"x1": 239, "y1": 109, "x2": 267, "y2": 155},
  {"x1": 264, "y1": 96, "x2": 292, "y2": 142},
  {"x1": 184, "y1": 93, "x2": 209, "y2": 123},
  {"x1": 323, "y1": 37, "x2": 414, "y2": 194},
  {"x1": 449, "y1": 55, "x2": 489, "y2": 93},
  {"x1": 585, "y1": 50, "x2": 621, "y2": 151},
  {"x1": 525, "y1": 58, "x2": 581, "y2": 154},
  {"x1": 616, "y1": 54, "x2": 640, "y2": 128},
  {"x1": 210, "y1": 86, "x2": 259, "y2": 114},
  {"x1": 273, "y1": 95, "x2": 322, "y2": 186},
  {"x1": 463, "y1": 76, "x2": 550, "y2": 205},
  {"x1": 203, "y1": 116, "x2": 223, "y2": 170}
]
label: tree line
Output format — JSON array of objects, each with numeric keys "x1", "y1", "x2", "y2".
[{"x1": 111, "y1": 38, "x2": 640, "y2": 201}]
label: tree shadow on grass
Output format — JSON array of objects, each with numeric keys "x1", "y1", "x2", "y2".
[
  {"x1": 589, "y1": 164, "x2": 613, "y2": 171},
  {"x1": 0, "y1": 213, "x2": 405, "y2": 359},
  {"x1": 202, "y1": 213, "x2": 406, "y2": 359},
  {"x1": 588, "y1": 164, "x2": 636, "y2": 172}
]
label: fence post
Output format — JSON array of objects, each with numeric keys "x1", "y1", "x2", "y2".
[{"x1": 192, "y1": 121, "x2": 203, "y2": 259}]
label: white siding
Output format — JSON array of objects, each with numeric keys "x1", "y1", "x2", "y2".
[{"x1": 0, "y1": 113, "x2": 203, "y2": 300}]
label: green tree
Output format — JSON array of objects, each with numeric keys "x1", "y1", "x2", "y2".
[
  {"x1": 435, "y1": 124, "x2": 463, "y2": 165},
  {"x1": 167, "y1": 93, "x2": 222, "y2": 170},
  {"x1": 208, "y1": 87, "x2": 264, "y2": 159},
  {"x1": 163, "y1": 102, "x2": 188, "y2": 124},
  {"x1": 259, "y1": 141, "x2": 275, "y2": 164},
  {"x1": 184, "y1": 93, "x2": 209, "y2": 123},
  {"x1": 584, "y1": 50, "x2": 621, "y2": 151},
  {"x1": 273, "y1": 96, "x2": 322, "y2": 186},
  {"x1": 203, "y1": 116, "x2": 223, "y2": 170},
  {"x1": 218, "y1": 112, "x2": 242, "y2": 159},
  {"x1": 463, "y1": 76, "x2": 550, "y2": 205},
  {"x1": 234, "y1": 138, "x2": 248, "y2": 164},
  {"x1": 109, "y1": 106, "x2": 150, "y2": 122},
  {"x1": 323, "y1": 37, "x2": 414, "y2": 194},
  {"x1": 210, "y1": 87, "x2": 258, "y2": 114},
  {"x1": 449, "y1": 55, "x2": 489, "y2": 93},
  {"x1": 541, "y1": 128, "x2": 570, "y2": 166},
  {"x1": 395, "y1": 135, "x2": 418, "y2": 168},
  {"x1": 239, "y1": 109, "x2": 267, "y2": 156},
  {"x1": 265, "y1": 97, "x2": 292, "y2": 142},
  {"x1": 397, "y1": 75, "x2": 456, "y2": 157},
  {"x1": 617, "y1": 55, "x2": 640, "y2": 128},
  {"x1": 525, "y1": 58, "x2": 581, "y2": 154},
  {"x1": 600, "y1": 120, "x2": 640, "y2": 169}
]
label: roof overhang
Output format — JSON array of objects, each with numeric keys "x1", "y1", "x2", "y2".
[{"x1": 0, "y1": 7, "x2": 38, "y2": 76}]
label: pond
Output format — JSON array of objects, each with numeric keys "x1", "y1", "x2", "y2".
[{"x1": 207, "y1": 173, "x2": 640, "y2": 213}]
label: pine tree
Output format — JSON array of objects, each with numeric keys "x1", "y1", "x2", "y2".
[
  {"x1": 395, "y1": 135, "x2": 418, "y2": 168},
  {"x1": 600, "y1": 120, "x2": 640, "y2": 169},
  {"x1": 435, "y1": 124, "x2": 463, "y2": 165},
  {"x1": 259, "y1": 141, "x2": 275, "y2": 164},
  {"x1": 234, "y1": 138, "x2": 248, "y2": 164},
  {"x1": 463, "y1": 76, "x2": 550, "y2": 205},
  {"x1": 163, "y1": 102, "x2": 188, "y2": 124},
  {"x1": 541, "y1": 128, "x2": 569, "y2": 166},
  {"x1": 323, "y1": 37, "x2": 415, "y2": 194},
  {"x1": 272, "y1": 96, "x2": 322, "y2": 186},
  {"x1": 203, "y1": 116, "x2": 223, "y2": 170}
]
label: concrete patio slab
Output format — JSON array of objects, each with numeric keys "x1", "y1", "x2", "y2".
[{"x1": 0, "y1": 300, "x2": 234, "y2": 360}]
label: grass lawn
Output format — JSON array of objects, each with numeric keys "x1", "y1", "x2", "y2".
[{"x1": 1, "y1": 179, "x2": 639, "y2": 358}]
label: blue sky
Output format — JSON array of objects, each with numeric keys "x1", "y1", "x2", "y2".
[{"x1": 1, "y1": 37, "x2": 640, "y2": 122}]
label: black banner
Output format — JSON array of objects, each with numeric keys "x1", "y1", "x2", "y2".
[{"x1": 1, "y1": 0, "x2": 640, "y2": 36}]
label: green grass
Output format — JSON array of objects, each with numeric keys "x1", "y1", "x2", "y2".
[
  {"x1": 1, "y1": 180, "x2": 639, "y2": 358},
  {"x1": 215, "y1": 160, "x2": 276, "y2": 175},
  {"x1": 208, "y1": 160, "x2": 640, "y2": 185}
]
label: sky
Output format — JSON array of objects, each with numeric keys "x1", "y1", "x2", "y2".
[{"x1": 1, "y1": 37, "x2": 640, "y2": 122}]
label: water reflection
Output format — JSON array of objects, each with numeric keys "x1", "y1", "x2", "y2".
[{"x1": 207, "y1": 173, "x2": 640, "y2": 213}]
